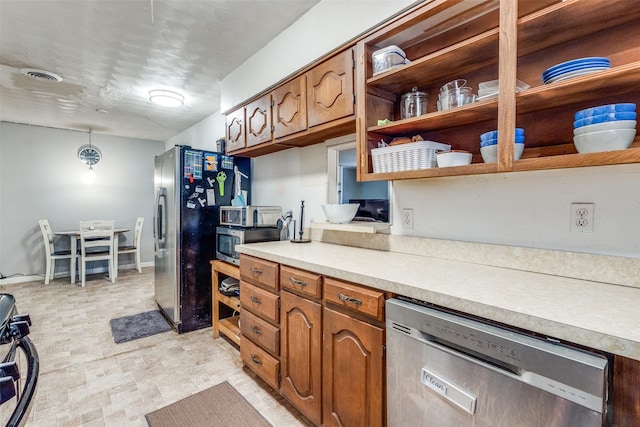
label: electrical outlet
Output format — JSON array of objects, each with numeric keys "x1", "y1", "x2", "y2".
[
  {"x1": 570, "y1": 203, "x2": 594, "y2": 232},
  {"x1": 402, "y1": 208, "x2": 414, "y2": 229}
]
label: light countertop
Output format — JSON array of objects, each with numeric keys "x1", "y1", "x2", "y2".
[{"x1": 237, "y1": 239, "x2": 640, "y2": 361}]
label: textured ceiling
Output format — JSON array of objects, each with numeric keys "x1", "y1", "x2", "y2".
[{"x1": 0, "y1": 0, "x2": 320, "y2": 141}]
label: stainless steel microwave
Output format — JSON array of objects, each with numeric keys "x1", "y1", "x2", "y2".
[
  {"x1": 215, "y1": 226, "x2": 281, "y2": 265},
  {"x1": 219, "y1": 206, "x2": 282, "y2": 228}
]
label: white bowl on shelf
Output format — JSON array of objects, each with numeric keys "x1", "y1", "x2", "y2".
[
  {"x1": 436, "y1": 150, "x2": 472, "y2": 167},
  {"x1": 322, "y1": 204, "x2": 359, "y2": 224},
  {"x1": 480, "y1": 143, "x2": 525, "y2": 163},
  {"x1": 573, "y1": 128, "x2": 636, "y2": 154},
  {"x1": 573, "y1": 120, "x2": 636, "y2": 136}
]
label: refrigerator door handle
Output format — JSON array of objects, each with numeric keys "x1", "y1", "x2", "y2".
[{"x1": 155, "y1": 187, "x2": 168, "y2": 258}]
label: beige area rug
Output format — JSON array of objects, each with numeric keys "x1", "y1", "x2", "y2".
[{"x1": 145, "y1": 381, "x2": 272, "y2": 427}]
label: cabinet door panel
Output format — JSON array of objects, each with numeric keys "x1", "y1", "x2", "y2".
[
  {"x1": 225, "y1": 107, "x2": 245, "y2": 152},
  {"x1": 246, "y1": 94, "x2": 272, "y2": 147},
  {"x1": 323, "y1": 307, "x2": 384, "y2": 427},
  {"x1": 307, "y1": 49, "x2": 355, "y2": 127},
  {"x1": 273, "y1": 75, "x2": 307, "y2": 138},
  {"x1": 280, "y1": 291, "x2": 322, "y2": 426}
]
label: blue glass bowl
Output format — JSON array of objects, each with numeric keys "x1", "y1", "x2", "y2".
[
  {"x1": 574, "y1": 103, "x2": 636, "y2": 120},
  {"x1": 574, "y1": 112, "x2": 637, "y2": 128}
]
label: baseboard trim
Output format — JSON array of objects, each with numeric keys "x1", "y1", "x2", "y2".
[{"x1": 0, "y1": 262, "x2": 155, "y2": 286}]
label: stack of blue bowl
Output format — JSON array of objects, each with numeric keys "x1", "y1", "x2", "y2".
[
  {"x1": 542, "y1": 57, "x2": 611, "y2": 85},
  {"x1": 479, "y1": 128, "x2": 525, "y2": 163},
  {"x1": 573, "y1": 103, "x2": 637, "y2": 154}
]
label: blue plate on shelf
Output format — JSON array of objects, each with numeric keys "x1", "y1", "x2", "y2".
[
  {"x1": 542, "y1": 59, "x2": 610, "y2": 78},
  {"x1": 542, "y1": 57, "x2": 610, "y2": 79},
  {"x1": 542, "y1": 64, "x2": 611, "y2": 83},
  {"x1": 573, "y1": 111, "x2": 637, "y2": 128},
  {"x1": 575, "y1": 103, "x2": 636, "y2": 120},
  {"x1": 543, "y1": 67, "x2": 610, "y2": 84}
]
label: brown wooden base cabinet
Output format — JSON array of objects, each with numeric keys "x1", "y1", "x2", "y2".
[
  {"x1": 280, "y1": 290, "x2": 323, "y2": 426},
  {"x1": 322, "y1": 307, "x2": 384, "y2": 427}
]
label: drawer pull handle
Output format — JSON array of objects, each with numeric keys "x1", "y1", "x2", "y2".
[
  {"x1": 250, "y1": 325, "x2": 262, "y2": 335},
  {"x1": 338, "y1": 293, "x2": 362, "y2": 305},
  {"x1": 250, "y1": 267, "x2": 263, "y2": 275},
  {"x1": 289, "y1": 277, "x2": 307, "y2": 287},
  {"x1": 250, "y1": 354, "x2": 263, "y2": 365},
  {"x1": 249, "y1": 295, "x2": 262, "y2": 304}
]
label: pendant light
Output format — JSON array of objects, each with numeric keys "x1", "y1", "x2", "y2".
[{"x1": 78, "y1": 128, "x2": 101, "y2": 183}]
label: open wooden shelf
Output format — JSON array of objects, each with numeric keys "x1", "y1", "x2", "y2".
[
  {"x1": 218, "y1": 315, "x2": 241, "y2": 346},
  {"x1": 357, "y1": 0, "x2": 640, "y2": 181}
]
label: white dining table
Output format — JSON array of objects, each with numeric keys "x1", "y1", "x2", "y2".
[{"x1": 54, "y1": 228, "x2": 129, "y2": 284}]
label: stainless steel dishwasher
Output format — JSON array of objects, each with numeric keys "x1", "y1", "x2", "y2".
[{"x1": 386, "y1": 298, "x2": 609, "y2": 427}]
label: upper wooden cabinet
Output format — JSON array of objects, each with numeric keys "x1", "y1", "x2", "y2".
[
  {"x1": 306, "y1": 49, "x2": 355, "y2": 128},
  {"x1": 273, "y1": 75, "x2": 307, "y2": 139},
  {"x1": 246, "y1": 94, "x2": 272, "y2": 147},
  {"x1": 225, "y1": 107, "x2": 245, "y2": 152},
  {"x1": 225, "y1": 48, "x2": 356, "y2": 157},
  {"x1": 356, "y1": 0, "x2": 640, "y2": 181}
]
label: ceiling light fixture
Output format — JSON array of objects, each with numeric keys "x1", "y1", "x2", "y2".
[{"x1": 148, "y1": 89, "x2": 184, "y2": 107}]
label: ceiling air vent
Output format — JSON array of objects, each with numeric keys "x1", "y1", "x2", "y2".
[{"x1": 20, "y1": 68, "x2": 62, "y2": 82}]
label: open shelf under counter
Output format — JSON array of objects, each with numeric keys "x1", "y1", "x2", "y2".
[{"x1": 218, "y1": 315, "x2": 240, "y2": 346}]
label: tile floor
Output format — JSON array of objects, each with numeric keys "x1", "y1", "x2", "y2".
[{"x1": 0, "y1": 268, "x2": 309, "y2": 426}]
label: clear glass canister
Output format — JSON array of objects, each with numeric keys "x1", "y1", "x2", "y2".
[{"x1": 400, "y1": 87, "x2": 428, "y2": 119}]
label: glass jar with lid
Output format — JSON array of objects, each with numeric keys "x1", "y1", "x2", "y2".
[{"x1": 400, "y1": 87, "x2": 428, "y2": 119}]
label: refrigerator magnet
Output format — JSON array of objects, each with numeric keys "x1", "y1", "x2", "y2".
[
  {"x1": 186, "y1": 200, "x2": 196, "y2": 209},
  {"x1": 205, "y1": 152, "x2": 218, "y2": 172}
]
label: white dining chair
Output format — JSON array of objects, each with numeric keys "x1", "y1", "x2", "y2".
[
  {"x1": 117, "y1": 217, "x2": 144, "y2": 273},
  {"x1": 38, "y1": 219, "x2": 78, "y2": 285},
  {"x1": 79, "y1": 220, "x2": 115, "y2": 287}
]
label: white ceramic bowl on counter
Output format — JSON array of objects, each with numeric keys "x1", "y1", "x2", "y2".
[
  {"x1": 322, "y1": 204, "x2": 359, "y2": 224},
  {"x1": 573, "y1": 128, "x2": 636, "y2": 154}
]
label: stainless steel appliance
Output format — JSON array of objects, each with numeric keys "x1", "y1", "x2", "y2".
[
  {"x1": 215, "y1": 226, "x2": 281, "y2": 266},
  {"x1": 386, "y1": 297, "x2": 609, "y2": 427},
  {"x1": 154, "y1": 146, "x2": 250, "y2": 333},
  {"x1": 219, "y1": 206, "x2": 282, "y2": 228}
]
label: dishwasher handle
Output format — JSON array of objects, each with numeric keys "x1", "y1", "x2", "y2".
[{"x1": 421, "y1": 367, "x2": 477, "y2": 415}]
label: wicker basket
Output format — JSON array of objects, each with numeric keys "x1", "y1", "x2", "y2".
[{"x1": 371, "y1": 141, "x2": 451, "y2": 173}]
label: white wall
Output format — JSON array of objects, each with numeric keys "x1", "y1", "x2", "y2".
[
  {"x1": 165, "y1": 113, "x2": 226, "y2": 152},
  {"x1": 221, "y1": 0, "x2": 416, "y2": 111},
  {"x1": 0, "y1": 122, "x2": 165, "y2": 281},
  {"x1": 252, "y1": 145, "x2": 640, "y2": 257}
]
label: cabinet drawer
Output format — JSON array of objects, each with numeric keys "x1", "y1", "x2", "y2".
[
  {"x1": 240, "y1": 254, "x2": 279, "y2": 291},
  {"x1": 280, "y1": 265, "x2": 322, "y2": 299},
  {"x1": 241, "y1": 338, "x2": 280, "y2": 390},
  {"x1": 324, "y1": 278, "x2": 385, "y2": 322},
  {"x1": 240, "y1": 310, "x2": 280, "y2": 356},
  {"x1": 240, "y1": 281, "x2": 280, "y2": 324}
]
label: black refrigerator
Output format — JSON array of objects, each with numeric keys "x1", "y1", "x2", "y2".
[{"x1": 153, "y1": 145, "x2": 249, "y2": 333}]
